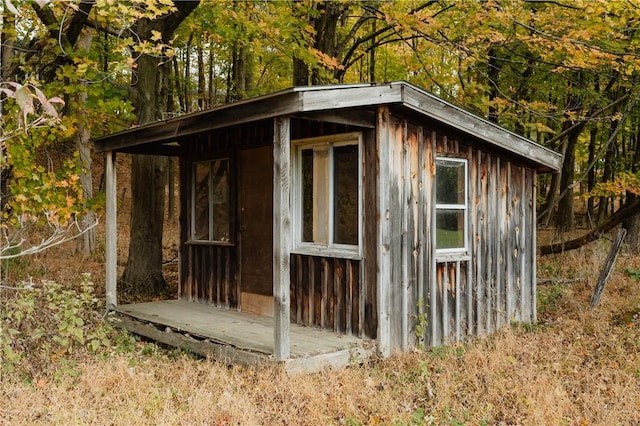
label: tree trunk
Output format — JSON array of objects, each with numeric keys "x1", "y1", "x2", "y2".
[
  {"x1": 208, "y1": 42, "x2": 215, "y2": 104},
  {"x1": 623, "y1": 202, "x2": 640, "y2": 253},
  {"x1": 121, "y1": 52, "x2": 169, "y2": 297},
  {"x1": 487, "y1": 46, "x2": 502, "y2": 124},
  {"x1": 597, "y1": 123, "x2": 617, "y2": 223},
  {"x1": 122, "y1": 154, "x2": 167, "y2": 296},
  {"x1": 75, "y1": 28, "x2": 96, "y2": 254},
  {"x1": 184, "y1": 32, "x2": 193, "y2": 112},
  {"x1": 292, "y1": 1, "x2": 347, "y2": 86},
  {"x1": 293, "y1": 57, "x2": 309, "y2": 86},
  {"x1": 197, "y1": 37, "x2": 205, "y2": 109},
  {"x1": 172, "y1": 57, "x2": 185, "y2": 113},
  {"x1": 586, "y1": 126, "x2": 597, "y2": 223},
  {"x1": 556, "y1": 130, "x2": 579, "y2": 233},
  {"x1": 0, "y1": 12, "x2": 16, "y2": 215},
  {"x1": 368, "y1": 19, "x2": 376, "y2": 83},
  {"x1": 120, "y1": 1, "x2": 199, "y2": 298}
]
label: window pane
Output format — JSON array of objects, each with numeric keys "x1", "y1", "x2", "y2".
[
  {"x1": 193, "y1": 162, "x2": 210, "y2": 240},
  {"x1": 211, "y1": 159, "x2": 230, "y2": 242},
  {"x1": 436, "y1": 160, "x2": 465, "y2": 205},
  {"x1": 333, "y1": 144, "x2": 359, "y2": 245},
  {"x1": 436, "y1": 210, "x2": 465, "y2": 249},
  {"x1": 301, "y1": 149, "x2": 314, "y2": 242}
]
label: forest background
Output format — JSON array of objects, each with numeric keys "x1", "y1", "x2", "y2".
[{"x1": 0, "y1": 1, "x2": 639, "y2": 424}]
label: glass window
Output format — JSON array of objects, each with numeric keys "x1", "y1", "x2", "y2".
[
  {"x1": 333, "y1": 144, "x2": 359, "y2": 245},
  {"x1": 435, "y1": 158, "x2": 467, "y2": 252},
  {"x1": 301, "y1": 149, "x2": 314, "y2": 242},
  {"x1": 294, "y1": 133, "x2": 361, "y2": 255},
  {"x1": 191, "y1": 159, "x2": 230, "y2": 243}
]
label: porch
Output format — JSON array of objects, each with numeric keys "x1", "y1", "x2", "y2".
[{"x1": 112, "y1": 299, "x2": 376, "y2": 373}]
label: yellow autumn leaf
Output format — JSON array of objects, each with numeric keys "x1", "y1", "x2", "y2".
[{"x1": 151, "y1": 30, "x2": 163, "y2": 42}]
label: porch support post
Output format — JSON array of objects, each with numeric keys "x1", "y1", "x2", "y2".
[
  {"x1": 376, "y1": 106, "x2": 392, "y2": 357},
  {"x1": 273, "y1": 116, "x2": 291, "y2": 361},
  {"x1": 105, "y1": 151, "x2": 118, "y2": 308}
]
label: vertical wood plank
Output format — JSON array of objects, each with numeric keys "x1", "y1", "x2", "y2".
[
  {"x1": 273, "y1": 116, "x2": 291, "y2": 361},
  {"x1": 495, "y1": 158, "x2": 503, "y2": 329},
  {"x1": 334, "y1": 260, "x2": 344, "y2": 332},
  {"x1": 519, "y1": 167, "x2": 536, "y2": 321},
  {"x1": 400, "y1": 121, "x2": 420, "y2": 350},
  {"x1": 486, "y1": 155, "x2": 496, "y2": 333},
  {"x1": 408, "y1": 124, "x2": 420, "y2": 349},
  {"x1": 295, "y1": 255, "x2": 303, "y2": 324},
  {"x1": 376, "y1": 106, "x2": 392, "y2": 356},
  {"x1": 442, "y1": 262, "x2": 449, "y2": 344},
  {"x1": 178, "y1": 157, "x2": 187, "y2": 300},
  {"x1": 308, "y1": 256, "x2": 315, "y2": 326},
  {"x1": 531, "y1": 170, "x2": 537, "y2": 323},
  {"x1": 416, "y1": 126, "x2": 427, "y2": 347},
  {"x1": 386, "y1": 118, "x2": 404, "y2": 350},
  {"x1": 467, "y1": 148, "x2": 475, "y2": 337},
  {"x1": 505, "y1": 162, "x2": 513, "y2": 322},
  {"x1": 429, "y1": 131, "x2": 439, "y2": 347},
  {"x1": 455, "y1": 260, "x2": 461, "y2": 342},
  {"x1": 216, "y1": 247, "x2": 225, "y2": 306},
  {"x1": 346, "y1": 260, "x2": 354, "y2": 335},
  {"x1": 401, "y1": 121, "x2": 410, "y2": 350},
  {"x1": 105, "y1": 151, "x2": 118, "y2": 308},
  {"x1": 464, "y1": 259, "x2": 471, "y2": 340},
  {"x1": 363, "y1": 129, "x2": 378, "y2": 339},
  {"x1": 475, "y1": 150, "x2": 483, "y2": 335},
  {"x1": 321, "y1": 258, "x2": 329, "y2": 328},
  {"x1": 513, "y1": 167, "x2": 525, "y2": 321},
  {"x1": 313, "y1": 258, "x2": 322, "y2": 328}
]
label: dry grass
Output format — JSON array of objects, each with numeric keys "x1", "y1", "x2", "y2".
[
  {"x1": 2, "y1": 162, "x2": 639, "y2": 426},
  {"x1": 1, "y1": 236, "x2": 639, "y2": 425}
]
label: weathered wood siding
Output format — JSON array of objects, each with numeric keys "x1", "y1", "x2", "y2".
[
  {"x1": 288, "y1": 124, "x2": 376, "y2": 339},
  {"x1": 379, "y1": 111, "x2": 538, "y2": 352},
  {"x1": 179, "y1": 123, "x2": 274, "y2": 307},
  {"x1": 181, "y1": 244, "x2": 237, "y2": 307},
  {"x1": 290, "y1": 255, "x2": 364, "y2": 336},
  {"x1": 180, "y1": 119, "x2": 377, "y2": 339}
]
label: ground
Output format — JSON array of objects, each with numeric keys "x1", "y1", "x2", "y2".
[{"x1": 0, "y1": 155, "x2": 639, "y2": 424}]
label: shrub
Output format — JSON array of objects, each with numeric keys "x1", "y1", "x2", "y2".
[{"x1": 0, "y1": 274, "x2": 117, "y2": 380}]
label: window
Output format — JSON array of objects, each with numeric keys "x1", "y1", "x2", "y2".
[
  {"x1": 293, "y1": 133, "x2": 362, "y2": 257},
  {"x1": 435, "y1": 157, "x2": 467, "y2": 253},
  {"x1": 191, "y1": 158, "x2": 231, "y2": 243}
]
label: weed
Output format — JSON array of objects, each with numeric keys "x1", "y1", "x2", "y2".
[
  {"x1": 625, "y1": 268, "x2": 640, "y2": 280},
  {"x1": 537, "y1": 281, "x2": 567, "y2": 316},
  {"x1": 0, "y1": 274, "x2": 117, "y2": 379},
  {"x1": 414, "y1": 299, "x2": 429, "y2": 350}
]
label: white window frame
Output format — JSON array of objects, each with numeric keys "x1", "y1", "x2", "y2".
[
  {"x1": 435, "y1": 156, "x2": 468, "y2": 255},
  {"x1": 291, "y1": 132, "x2": 363, "y2": 259},
  {"x1": 190, "y1": 158, "x2": 232, "y2": 244}
]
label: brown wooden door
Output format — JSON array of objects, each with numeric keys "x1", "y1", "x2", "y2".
[{"x1": 239, "y1": 146, "x2": 274, "y2": 316}]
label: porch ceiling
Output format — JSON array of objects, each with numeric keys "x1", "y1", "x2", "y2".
[{"x1": 93, "y1": 81, "x2": 561, "y2": 173}]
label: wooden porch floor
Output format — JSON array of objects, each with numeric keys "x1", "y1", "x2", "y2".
[{"x1": 112, "y1": 299, "x2": 376, "y2": 373}]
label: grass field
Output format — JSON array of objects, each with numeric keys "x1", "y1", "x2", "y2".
[{"x1": 1, "y1": 234, "x2": 639, "y2": 425}]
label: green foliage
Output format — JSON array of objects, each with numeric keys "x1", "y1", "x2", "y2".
[
  {"x1": 625, "y1": 268, "x2": 640, "y2": 281},
  {"x1": 414, "y1": 298, "x2": 429, "y2": 350},
  {"x1": 0, "y1": 274, "x2": 116, "y2": 379},
  {"x1": 537, "y1": 282, "x2": 567, "y2": 316}
]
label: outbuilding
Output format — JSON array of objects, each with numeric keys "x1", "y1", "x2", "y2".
[{"x1": 94, "y1": 81, "x2": 561, "y2": 372}]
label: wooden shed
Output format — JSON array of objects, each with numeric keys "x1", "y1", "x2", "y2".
[{"x1": 94, "y1": 81, "x2": 561, "y2": 372}]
